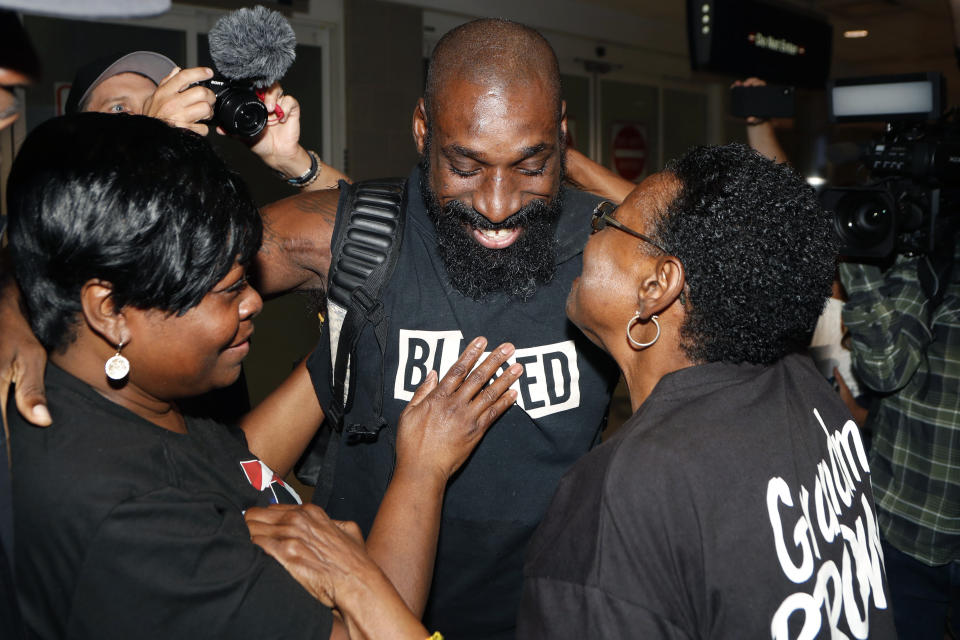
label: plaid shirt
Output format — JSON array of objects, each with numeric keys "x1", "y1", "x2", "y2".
[{"x1": 840, "y1": 251, "x2": 960, "y2": 566}]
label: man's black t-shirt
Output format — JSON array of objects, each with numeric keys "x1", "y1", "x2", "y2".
[
  {"x1": 306, "y1": 166, "x2": 619, "y2": 638},
  {"x1": 10, "y1": 364, "x2": 331, "y2": 639},
  {"x1": 518, "y1": 354, "x2": 897, "y2": 639}
]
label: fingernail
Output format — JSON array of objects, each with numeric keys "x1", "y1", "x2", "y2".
[
  {"x1": 474, "y1": 337, "x2": 485, "y2": 348},
  {"x1": 500, "y1": 343, "x2": 514, "y2": 355},
  {"x1": 509, "y1": 363, "x2": 522, "y2": 375},
  {"x1": 33, "y1": 405, "x2": 51, "y2": 423}
]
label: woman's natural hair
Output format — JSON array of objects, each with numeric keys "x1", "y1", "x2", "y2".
[
  {"x1": 655, "y1": 143, "x2": 837, "y2": 365},
  {"x1": 7, "y1": 112, "x2": 262, "y2": 352}
]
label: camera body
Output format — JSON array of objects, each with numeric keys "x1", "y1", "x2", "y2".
[
  {"x1": 823, "y1": 119, "x2": 960, "y2": 258},
  {"x1": 821, "y1": 73, "x2": 960, "y2": 258},
  {"x1": 196, "y1": 74, "x2": 267, "y2": 138},
  {"x1": 861, "y1": 119, "x2": 960, "y2": 184},
  {"x1": 822, "y1": 180, "x2": 947, "y2": 258}
]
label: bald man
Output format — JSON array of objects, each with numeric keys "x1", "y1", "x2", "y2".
[{"x1": 255, "y1": 19, "x2": 617, "y2": 638}]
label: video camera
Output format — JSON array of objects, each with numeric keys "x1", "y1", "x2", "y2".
[{"x1": 820, "y1": 72, "x2": 960, "y2": 258}]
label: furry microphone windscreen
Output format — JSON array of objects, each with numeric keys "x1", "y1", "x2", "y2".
[{"x1": 208, "y1": 5, "x2": 296, "y2": 87}]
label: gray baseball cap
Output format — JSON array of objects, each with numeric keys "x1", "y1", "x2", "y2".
[{"x1": 65, "y1": 50, "x2": 176, "y2": 113}]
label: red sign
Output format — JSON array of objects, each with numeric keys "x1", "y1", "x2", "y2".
[{"x1": 611, "y1": 123, "x2": 647, "y2": 182}]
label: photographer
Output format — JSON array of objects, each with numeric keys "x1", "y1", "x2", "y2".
[
  {"x1": 839, "y1": 241, "x2": 960, "y2": 639},
  {"x1": 66, "y1": 50, "x2": 347, "y2": 191}
]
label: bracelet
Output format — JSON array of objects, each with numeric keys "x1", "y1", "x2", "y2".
[{"x1": 279, "y1": 149, "x2": 320, "y2": 188}]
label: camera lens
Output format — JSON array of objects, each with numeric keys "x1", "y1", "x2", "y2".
[
  {"x1": 834, "y1": 192, "x2": 893, "y2": 248},
  {"x1": 214, "y1": 87, "x2": 267, "y2": 138},
  {"x1": 233, "y1": 102, "x2": 267, "y2": 136}
]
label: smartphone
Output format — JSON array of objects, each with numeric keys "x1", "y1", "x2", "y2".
[{"x1": 730, "y1": 84, "x2": 796, "y2": 119}]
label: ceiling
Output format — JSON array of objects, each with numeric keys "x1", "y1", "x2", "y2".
[
  {"x1": 815, "y1": 0, "x2": 955, "y2": 76},
  {"x1": 578, "y1": 0, "x2": 960, "y2": 102}
]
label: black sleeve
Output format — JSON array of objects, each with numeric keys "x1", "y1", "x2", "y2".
[{"x1": 67, "y1": 487, "x2": 332, "y2": 639}]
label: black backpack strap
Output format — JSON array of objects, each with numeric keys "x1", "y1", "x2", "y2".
[
  {"x1": 325, "y1": 178, "x2": 407, "y2": 440},
  {"x1": 294, "y1": 178, "x2": 406, "y2": 490}
]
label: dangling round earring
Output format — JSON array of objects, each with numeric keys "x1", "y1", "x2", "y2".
[
  {"x1": 105, "y1": 342, "x2": 130, "y2": 381},
  {"x1": 626, "y1": 312, "x2": 660, "y2": 349}
]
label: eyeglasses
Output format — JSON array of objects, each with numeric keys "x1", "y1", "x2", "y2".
[{"x1": 591, "y1": 201, "x2": 669, "y2": 254}]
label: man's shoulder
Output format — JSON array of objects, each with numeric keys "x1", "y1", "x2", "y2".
[
  {"x1": 558, "y1": 185, "x2": 603, "y2": 224},
  {"x1": 556, "y1": 186, "x2": 603, "y2": 261},
  {"x1": 561, "y1": 184, "x2": 605, "y2": 206}
]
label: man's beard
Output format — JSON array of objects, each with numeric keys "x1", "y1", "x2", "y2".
[{"x1": 419, "y1": 154, "x2": 565, "y2": 301}]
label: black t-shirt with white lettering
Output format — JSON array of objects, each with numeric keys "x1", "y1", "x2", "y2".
[
  {"x1": 306, "y1": 166, "x2": 619, "y2": 639},
  {"x1": 10, "y1": 364, "x2": 329, "y2": 639},
  {"x1": 518, "y1": 354, "x2": 897, "y2": 639}
]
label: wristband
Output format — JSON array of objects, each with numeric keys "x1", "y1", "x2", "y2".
[{"x1": 279, "y1": 149, "x2": 320, "y2": 188}]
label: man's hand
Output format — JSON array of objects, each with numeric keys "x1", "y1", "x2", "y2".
[
  {"x1": 244, "y1": 83, "x2": 305, "y2": 175},
  {"x1": 395, "y1": 337, "x2": 521, "y2": 482},
  {"x1": 142, "y1": 66, "x2": 216, "y2": 136},
  {"x1": 731, "y1": 77, "x2": 789, "y2": 164},
  {"x1": 226, "y1": 83, "x2": 349, "y2": 190},
  {"x1": 0, "y1": 279, "x2": 50, "y2": 427},
  {"x1": 731, "y1": 76, "x2": 768, "y2": 126}
]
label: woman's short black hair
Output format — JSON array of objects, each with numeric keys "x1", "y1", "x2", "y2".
[
  {"x1": 7, "y1": 112, "x2": 262, "y2": 352},
  {"x1": 655, "y1": 143, "x2": 837, "y2": 365}
]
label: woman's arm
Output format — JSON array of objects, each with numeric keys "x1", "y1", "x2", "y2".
[
  {"x1": 365, "y1": 338, "x2": 521, "y2": 616},
  {"x1": 247, "y1": 337, "x2": 522, "y2": 630},
  {"x1": 564, "y1": 147, "x2": 635, "y2": 203},
  {"x1": 238, "y1": 359, "x2": 323, "y2": 478}
]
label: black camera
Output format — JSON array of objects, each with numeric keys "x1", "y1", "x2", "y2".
[
  {"x1": 196, "y1": 73, "x2": 268, "y2": 138},
  {"x1": 822, "y1": 180, "x2": 951, "y2": 258},
  {"x1": 730, "y1": 84, "x2": 796, "y2": 119},
  {"x1": 820, "y1": 73, "x2": 960, "y2": 258}
]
